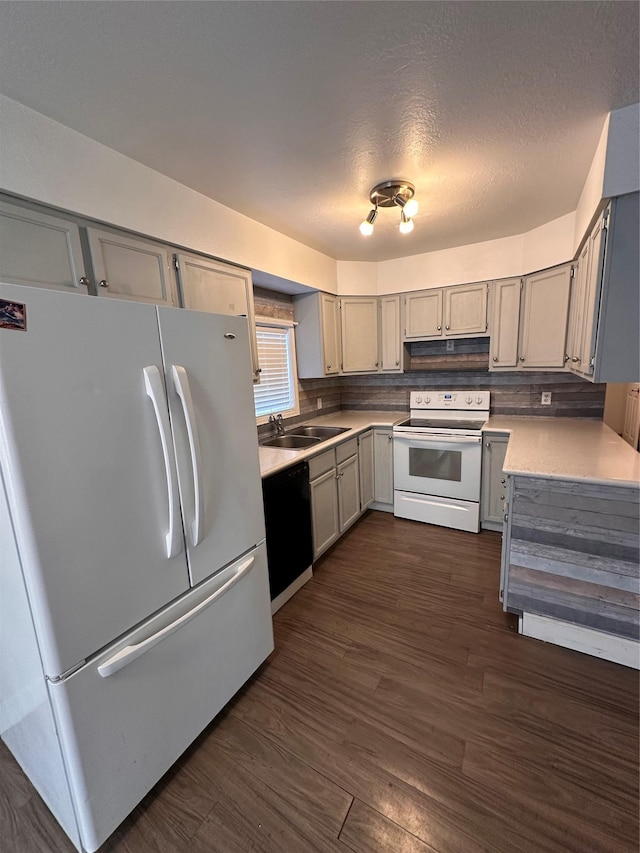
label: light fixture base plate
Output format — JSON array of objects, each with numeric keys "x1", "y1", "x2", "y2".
[{"x1": 369, "y1": 180, "x2": 415, "y2": 208}]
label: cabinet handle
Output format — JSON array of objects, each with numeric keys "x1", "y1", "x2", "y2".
[
  {"x1": 564, "y1": 354, "x2": 570, "y2": 363},
  {"x1": 78, "y1": 276, "x2": 90, "y2": 288},
  {"x1": 395, "y1": 360, "x2": 399, "y2": 366},
  {"x1": 327, "y1": 364, "x2": 331, "y2": 370},
  {"x1": 572, "y1": 356, "x2": 581, "y2": 363},
  {"x1": 445, "y1": 325, "x2": 450, "y2": 330},
  {"x1": 255, "y1": 368, "x2": 262, "y2": 374},
  {"x1": 492, "y1": 356, "x2": 498, "y2": 362},
  {"x1": 388, "y1": 433, "x2": 393, "y2": 441},
  {"x1": 99, "y1": 279, "x2": 109, "y2": 288},
  {"x1": 485, "y1": 442, "x2": 491, "y2": 448},
  {"x1": 437, "y1": 325, "x2": 441, "y2": 331},
  {"x1": 500, "y1": 494, "x2": 505, "y2": 500},
  {"x1": 375, "y1": 362, "x2": 379, "y2": 367},
  {"x1": 500, "y1": 477, "x2": 506, "y2": 484},
  {"x1": 519, "y1": 356, "x2": 525, "y2": 362}
]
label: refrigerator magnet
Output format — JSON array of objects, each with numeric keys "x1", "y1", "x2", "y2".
[{"x1": 0, "y1": 299, "x2": 27, "y2": 331}]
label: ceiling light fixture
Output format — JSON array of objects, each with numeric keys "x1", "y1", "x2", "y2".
[{"x1": 359, "y1": 180, "x2": 418, "y2": 236}]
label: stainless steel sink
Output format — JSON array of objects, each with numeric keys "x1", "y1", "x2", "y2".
[
  {"x1": 288, "y1": 425, "x2": 350, "y2": 438},
  {"x1": 261, "y1": 434, "x2": 322, "y2": 449}
]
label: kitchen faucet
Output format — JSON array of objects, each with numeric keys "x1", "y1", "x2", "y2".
[{"x1": 269, "y1": 413, "x2": 285, "y2": 436}]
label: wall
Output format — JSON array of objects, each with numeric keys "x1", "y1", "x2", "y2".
[
  {"x1": 2, "y1": 95, "x2": 636, "y2": 300},
  {"x1": 0, "y1": 95, "x2": 338, "y2": 293}
]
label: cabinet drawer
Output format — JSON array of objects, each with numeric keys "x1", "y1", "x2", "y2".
[
  {"x1": 309, "y1": 448, "x2": 337, "y2": 480},
  {"x1": 336, "y1": 437, "x2": 358, "y2": 464}
]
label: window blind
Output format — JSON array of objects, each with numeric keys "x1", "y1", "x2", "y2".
[{"x1": 253, "y1": 326, "x2": 296, "y2": 417}]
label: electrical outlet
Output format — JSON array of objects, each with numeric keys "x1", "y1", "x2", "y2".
[
  {"x1": 541, "y1": 391, "x2": 552, "y2": 406},
  {"x1": 446, "y1": 340, "x2": 454, "y2": 352},
  {"x1": 317, "y1": 397, "x2": 322, "y2": 410}
]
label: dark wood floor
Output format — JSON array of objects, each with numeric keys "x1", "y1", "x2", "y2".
[{"x1": 2, "y1": 512, "x2": 639, "y2": 852}]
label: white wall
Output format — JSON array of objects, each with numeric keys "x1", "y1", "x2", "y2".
[
  {"x1": 0, "y1": 96, "x2": 338, "y2": 293},
  {"x1": 1, "y1": 95, "x2": 637, "y2": 298}
]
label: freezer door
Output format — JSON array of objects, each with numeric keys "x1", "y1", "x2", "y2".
[
  {"x1": 47, "y1": 544, "x2": 273, "y2": 853},
  {"x1": 157, "y1": 307, "x2": 266, "y2": 586},
  {"x1": 0, "y1": 284, "x2": 190, "y2": 677}
]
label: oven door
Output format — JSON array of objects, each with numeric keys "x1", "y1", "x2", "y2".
[{"x1": 393, "y1": 431, "x2": 482, "y2": 501}]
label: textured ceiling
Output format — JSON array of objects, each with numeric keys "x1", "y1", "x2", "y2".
[{"x1": 0, "y1": 2, "x2": 637, "y2": 262}]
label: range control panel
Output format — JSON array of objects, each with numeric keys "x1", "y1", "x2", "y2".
[{"x1": 409, "y1": 390, "x2": 490, "y2": 411}]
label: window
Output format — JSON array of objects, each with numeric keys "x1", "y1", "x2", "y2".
[{"x1": 253, "y1": 319, "x2": 300, "y2": 423}]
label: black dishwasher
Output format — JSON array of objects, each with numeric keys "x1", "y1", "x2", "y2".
[{"x1": 262, "y1": 461, "x2": 313, "y2": 602}]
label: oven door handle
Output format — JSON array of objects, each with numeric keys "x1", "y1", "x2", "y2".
[{"x1": 393, "y1": 431, "x2": 482, "y2": 444}]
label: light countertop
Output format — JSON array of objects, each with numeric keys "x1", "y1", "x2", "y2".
[
  {"x1": 484, "y1": 416, "x2": 640, "y2": 489},
  {"x1": 259, "y1": 410, "x2": 406, "y2": 478}
]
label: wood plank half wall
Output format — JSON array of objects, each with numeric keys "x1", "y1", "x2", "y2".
[{"x1": 253, "y1": 288, "x2": 606, "y2": 421}]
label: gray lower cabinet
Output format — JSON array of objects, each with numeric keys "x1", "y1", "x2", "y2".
[
  {"x1": 358, "y1": 430, "x2": 374, "y2": 510},
  {"x1": 310, "y1": 466, "x2": 340, "y2": 559},
  {"x1": 309, "y1": 437, "x2": 363, "y2": 560},
  {"x1": 86, "y1": 227, "x2": 177, "y2": 306},
  {"x1": 337, "y1": 453, "x2": 360, "y2": 531},
  {"x1": 373, "y1": 428, "x2": 394, "y2": 510},
  {"x1": 481, "y1": 433, "x2": 509, "y2": 529},
  {"x1": 0, "y1": 198, "x2": 88, "y2": 293}
]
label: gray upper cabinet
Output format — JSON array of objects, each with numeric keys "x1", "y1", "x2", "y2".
[
  {"x1": 294, "y1": 292, "x2": 341, "y2": 378},
  {"x1": 489, "y1": 278, "x2": 521, "y2": 368},
  {"x1": 379, "y1": 295, "x2": 402, "y2": 372},
  {"x1": 174, "y1": 252, "x2": 260, "y2": 382},
  {"x1": 340, "y1": 297, "x2": 379, "y2": 373},
  {"x1": 566, "y1": 240, "x2": 590, "y2": 373},
  {"x1": 490, "y1": 265, "x2": 571, "y2": 371},
  {"x1": 403, "y1": 290, "x2": 443, "y2": 339},
  {"x1": 443, "y1": 282, "x2": 489, "y2": 336},
  {"x1": 0, "y1": 199, "x2": 88, "y2": 293},
  {"x1": 568, "y1": 194, "x2": 639, "y2": 383},
  {"x1": 519, "y1": 265, "x2": 571, "y2": 369},
  {"x1": 87, "y1": 228, "x2": 177, "y2": 307}
]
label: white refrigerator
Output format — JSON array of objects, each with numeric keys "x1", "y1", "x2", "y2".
[{"x1": 0, "y1": 283, "x2": 274, "y2": 852}]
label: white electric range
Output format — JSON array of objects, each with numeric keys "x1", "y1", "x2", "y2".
[{"x1": 393, "y1": 390, "x2": 490, "y2": 533}]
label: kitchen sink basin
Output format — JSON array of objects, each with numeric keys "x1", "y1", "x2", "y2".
[
  {"x1": 261, "y1": 434, "x2": 322, "y2": 449},
  {"x1": 288, "y1": 425, "x2": 350, "y2": 438}
]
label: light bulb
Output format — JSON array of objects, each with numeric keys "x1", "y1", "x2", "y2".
[
  {"x1": 399, "y1": 212, "x2": 414, "y2": 234},
  {"x1": 359, "y1": 208, "x2": 377, "y2": 236},
  {"x1": 403, "y1": 198, "x2": 419, "y2": 218}
]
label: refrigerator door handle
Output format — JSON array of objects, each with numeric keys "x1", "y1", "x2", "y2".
[
  {"x1": 97, "y1": 555, "x2": 256, "y2": 678},
  {"x1": 171, "y1": 365, "x2": 204, "y2": 547},
  {"x1": 143, "y1": 366, "x2": 182, "y2": 559}
]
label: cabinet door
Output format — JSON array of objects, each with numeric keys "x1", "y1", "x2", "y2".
[
  {"x1": 337, "y1": 454, "x2": 361, "y2": 532},
  {"x1": 340, "y1": 297, "x2": 379, "y2": 373},
  {"x1": 444, "y1": 282, "x2": 488, "y2": 337},
  {"x1": 87, "y1": 228, "x2": 176, "y2": 306},
  {"x1": 320, "y1": 293, "x2": 340, "y2": 375},
  {"x1": 481, "y1": 435, "x2": 509, "y2": 525},
  {"x1": 489, "y1": 278, "x2": 521, "y2": 368},
  {"x1": 519, "y1": 265, "x2": 571, "y2": 369},
  {"x1": 404, "y1": 290, "x2": 443, "y2": 339},
  {"x1": 310, "y1": 469, "x2": 340, "y2": 559},
  {"x1": 380, "y1": 295, "x2": 402, "y2": 372},
  {"x1": 373, "y1": 429, "x2": 394, "y2": 505},
  {"x1": 175, "y1": 253, "x2": 260, "y2": 381},
  {"x1": 0, "y1": 200, "x2": 88, "y2": 293},
  {"x1": 567, "y1": 242, "x2": 590, "y2": 374},
  {"x1": 358, "y1": 430, "x2": 374, "y2": 511},
  {"x1": 578, "y1": 212, "x2": 608, "y2": 377}
]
